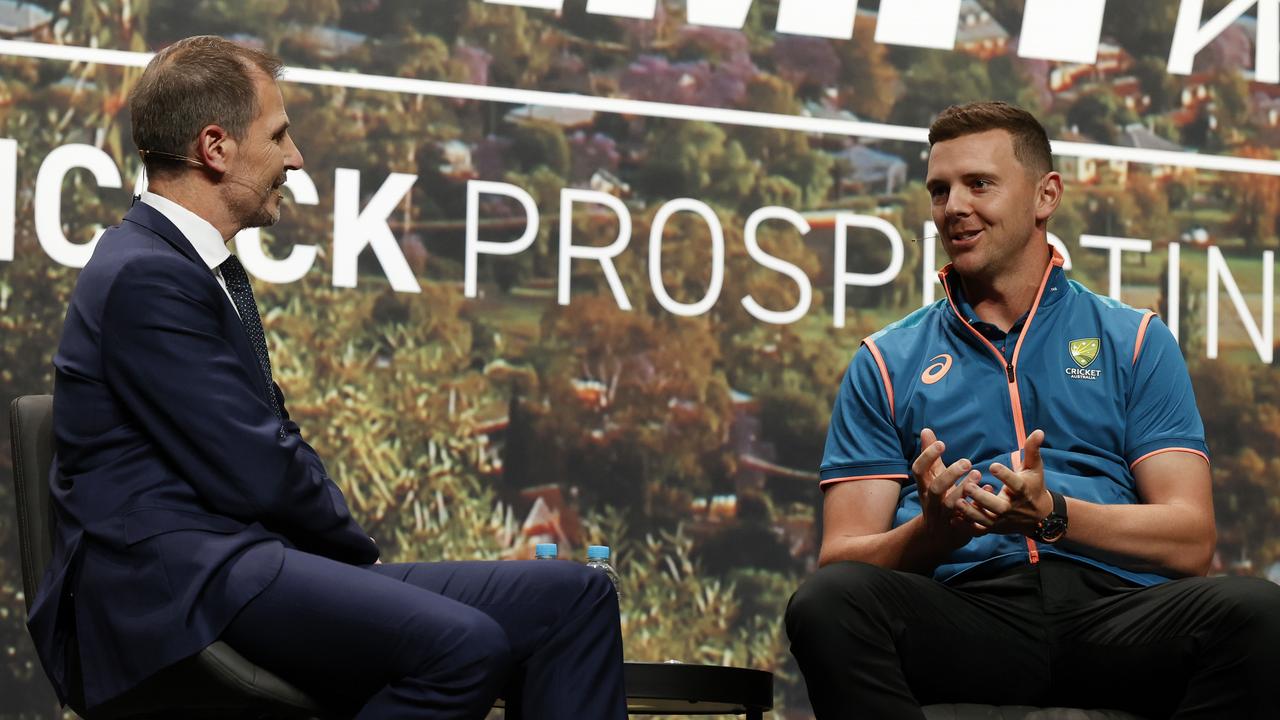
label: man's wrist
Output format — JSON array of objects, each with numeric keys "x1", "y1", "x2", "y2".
[
  {"x1": 1031, "y1": 490, "x2": 1068, "y2": 544},
  {"x1": 903, "y1": 514, "x2": 964, "y2": 570},
  {"x1": 1035, "y1": 489, "x2": 1055, "y2": 519}
]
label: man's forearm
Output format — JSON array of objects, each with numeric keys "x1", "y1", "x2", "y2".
[
  {"x1": 1058, "y1": 497, "x2": 1215, "y2": 577},
  {"x1": 819, "y1": 514, "x2": 961, "y2": 575}
]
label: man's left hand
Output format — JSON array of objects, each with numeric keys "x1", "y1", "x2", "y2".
[{"x1": 958, "y1": 429, "x2": 1053, "y2": 536}]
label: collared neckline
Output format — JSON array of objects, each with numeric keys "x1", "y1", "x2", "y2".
[
  {"x1": 138, "y1": 191, "x2": 230, "y2": 272},
  {"x1": 939, "y1": 249, "x2": 1069, "y2": 339}
]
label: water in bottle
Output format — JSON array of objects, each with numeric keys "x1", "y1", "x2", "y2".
[
  {"x1": 535, "y1": 543, "x2": 558, "y2": 560},
  {"x1": 586, "y1": 545, "x2": 622, "y2": 599}
]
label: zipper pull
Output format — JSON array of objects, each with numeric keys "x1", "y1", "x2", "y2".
[{"x1": 1006, "y1": 363, "x2": 1015, "y2": 382}]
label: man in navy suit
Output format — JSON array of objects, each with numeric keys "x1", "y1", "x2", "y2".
[{"x1": 30, "y1": 35, "x2": 627, "y2": 719}]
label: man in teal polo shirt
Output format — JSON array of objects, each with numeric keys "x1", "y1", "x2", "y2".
[{"x1": 786, "y1": 101, "x2": 1280, "y2": 718}]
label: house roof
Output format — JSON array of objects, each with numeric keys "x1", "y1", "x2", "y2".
[
  {"x1": 294, "y1": 25, "x2": 367, "y2": 60},
  {"x1": 1117, "y1": 123, "x2": 1184, "y2": 152},
  {"x1": 0, "y1": 0, "x2": 53, "y2": 36},
  {"x1": 956, "y1": 0, "x2": 1009, "y2": 45},
  {"x1": 505, "y1": 105, "x2": 597, "y2": 128},
  {"x1": 834, "y1": 144, "x2": 907, "y2": 172},
  {"x1": 802, "y1": 100, "x2": 859, "y2": 123}
]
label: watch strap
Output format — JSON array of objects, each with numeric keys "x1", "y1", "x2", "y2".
[{"x1": 1033, "y1": 490, "x2": 1068, "y2": 544}]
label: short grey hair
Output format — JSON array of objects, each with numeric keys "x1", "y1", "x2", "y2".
[{"x1": 128, "y1": 35, "x2": 283, "y2": 176}]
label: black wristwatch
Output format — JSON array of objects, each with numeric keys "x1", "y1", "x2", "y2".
[{"x1": 1031, "y1": 490, "x2": 1068, "y2": 544}]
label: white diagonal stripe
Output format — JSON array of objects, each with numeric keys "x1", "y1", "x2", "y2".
[{"x1": 3, "y1": 38, "x2": 1280, "y2": 177}]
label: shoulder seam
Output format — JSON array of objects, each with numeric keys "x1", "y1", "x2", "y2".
[
  {"x1": 861, "y1": 336, "x2": 894, "y2": 423},
  {"x1": 1133, "y1": 310, "x2": 1157, "y2": 366}
]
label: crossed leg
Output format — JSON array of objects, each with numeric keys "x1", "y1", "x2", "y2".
[{"x1": 222, "y1": 549, "x2": 627, "y2": 719}]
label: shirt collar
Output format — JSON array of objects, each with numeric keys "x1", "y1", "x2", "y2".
[
  {"x1": 139, "y1": 191, "x2": 230, "y2": 271},
  {"x1": 940, "y1": 248, "x2": 1069, "y2": 325}
]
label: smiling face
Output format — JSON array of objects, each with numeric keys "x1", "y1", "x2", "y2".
[
  {"x1": 221, "y1": 69, "x2": 304, "y2": 230},
  {"x1": 925, "y1": 129, "x2": 1056, "y2": 288}
]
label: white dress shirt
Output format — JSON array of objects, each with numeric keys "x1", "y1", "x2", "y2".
[{"x1": 138, "y1": 191, "x2": 240, "y2": 317}]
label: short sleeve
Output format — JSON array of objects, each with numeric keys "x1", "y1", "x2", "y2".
[
  {"x1": 1123, "y1": 315, "x2": 1209, "y2": 467},
  {"x1": 819, "y1": 342, "x2": 911, "y2": 489}
]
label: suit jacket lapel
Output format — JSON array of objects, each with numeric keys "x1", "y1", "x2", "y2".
[
  {"x1": 119, "y1": 201, "x2": 266, "y2": 392},
  {"x1": 121, "y1": 201, "x2": 205, "y2": 267}
]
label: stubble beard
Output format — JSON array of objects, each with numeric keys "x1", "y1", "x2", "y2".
[
  {"x1": 224, "y1": 175, "x2": 285, "y2": 231},
  {"x1": 246, "y1": 198, "x2": 281, "y2": 229}
]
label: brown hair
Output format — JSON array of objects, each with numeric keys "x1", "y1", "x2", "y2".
[
  {"x1": 928, "y1": 101, "x2": 1054, "y2": 177},
  {"x1": 128, "y1": 35, "x2": 283, "y2": 176}
]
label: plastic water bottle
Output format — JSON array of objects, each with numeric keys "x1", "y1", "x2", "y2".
[
  {"x1": 586, "y1": 545, "x2": 622, "y2": 599},
  {"x1": 535, "y1": 543, "x2": 558, "y2": 560}
]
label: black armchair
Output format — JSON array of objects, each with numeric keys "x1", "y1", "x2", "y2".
[{"x1": 9, "y1": 394, "x2": 327, "y2": 720}]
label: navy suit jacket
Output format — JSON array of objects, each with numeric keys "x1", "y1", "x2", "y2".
[{"x1": 29, "y1": 201, "x2": 379, "y2": 708}]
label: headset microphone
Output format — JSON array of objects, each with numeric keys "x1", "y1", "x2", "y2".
[
  {"x1": 138, "y1": 149, "x2": 283, "y2": 200},
  {"x1": 138, "y1": 149, "x2": 208, "y2": 168}
]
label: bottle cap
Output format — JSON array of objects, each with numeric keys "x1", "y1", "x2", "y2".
[
  {"x1": 587, "y1": 545, "x2": 610, "y2": 560},
  {"x1": 535, "y1": 543, "x2": 558, "y2": 558}
]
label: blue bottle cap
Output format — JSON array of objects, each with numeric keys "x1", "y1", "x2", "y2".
[
  {"x1": 587, "y1": 545, "x2": 610, "y2": 560},
  {"x1": 535, "y1": 543, "x2": 558, "y2": 558}
]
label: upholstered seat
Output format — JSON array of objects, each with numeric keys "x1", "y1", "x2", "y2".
[{"x1": 9, "y1": 394, "x2": 327, "y2": 719}]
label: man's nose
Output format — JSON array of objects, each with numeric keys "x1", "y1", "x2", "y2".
[
  {"x1": 284, "y1": 135, "x2": 304, "y2": 171},
  {"x1": 944, "y1": 188, "x2": 971, "y2": 218}
]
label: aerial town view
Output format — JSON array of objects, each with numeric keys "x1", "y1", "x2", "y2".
[{"x1": 1, "y1": 1, "x2": 1278, "y2": 716}]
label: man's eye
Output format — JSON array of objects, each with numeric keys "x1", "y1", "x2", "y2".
[{"x1": 972, "y1": 179, "x2": 990, "y2": 189}]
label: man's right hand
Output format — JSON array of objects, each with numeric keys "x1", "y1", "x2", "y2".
[
  {"x1": 912, "y1": 428, "x2": 986, "y2": 550},
  {"x1": 816, "y1": 428, "x2": 986, "y2": 572}
]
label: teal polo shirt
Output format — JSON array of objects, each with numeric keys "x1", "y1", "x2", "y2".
[{"x1": 820, "y1": 251, "x2": 1209, "y2": 586}]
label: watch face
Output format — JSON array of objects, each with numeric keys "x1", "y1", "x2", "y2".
[{"x1": 1038, "y1": 516, "x2": 1068, "y2": 543}]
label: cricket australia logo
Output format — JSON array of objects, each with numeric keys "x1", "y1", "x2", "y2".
[{"x1": 1065, "y1": 338, "x2": 1102, "y2": 380}]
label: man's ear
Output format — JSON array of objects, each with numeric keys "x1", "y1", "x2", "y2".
[
  {"x1": 194, "y1": 124, "x2": 232, "y2": 173},
  {"x1": 1035, "y1": 171, "x2": 1063, "y2": 223}
]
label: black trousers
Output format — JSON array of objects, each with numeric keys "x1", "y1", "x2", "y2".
[
  {"x1": 222, "y1": 548, "x2": 627, "y2": 719},
  {"x1": 785, "y1": 557, "x2": 1280, "y2": 719}
]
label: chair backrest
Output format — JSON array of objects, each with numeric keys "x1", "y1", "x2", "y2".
[
  {"x1": 9, "y1": 394, "x2": 54, "y2": 614},
  {"x1": 6, "y1": 394, "x2": 327, "y2": 719}
]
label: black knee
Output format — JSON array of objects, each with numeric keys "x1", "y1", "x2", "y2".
[
  {"x1": 1214, "y1": 576, "x2": 1280, "y2": 643},
  {"x1": 786, "y1": 561, "x2": 896, "y2": 644},
  {"x1": 1182, "y1": 576, "x2": 1280, "y2": 712}
]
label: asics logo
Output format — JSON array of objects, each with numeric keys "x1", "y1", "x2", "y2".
[{"x1": 921, "y1": 354, "x2": 953, "y2": 385}]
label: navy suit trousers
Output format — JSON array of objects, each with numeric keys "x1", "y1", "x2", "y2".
[{"x1": 222, "y1": 548, "x2": 627, "y2": 719}]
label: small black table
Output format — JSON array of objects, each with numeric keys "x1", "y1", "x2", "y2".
[{"x1": 624, "y1": 661, "x2": 773, "y2": 718}]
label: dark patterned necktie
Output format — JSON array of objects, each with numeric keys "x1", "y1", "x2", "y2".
[{"x1": 219, "y1": 254, "x2": 282, "y2": 420}]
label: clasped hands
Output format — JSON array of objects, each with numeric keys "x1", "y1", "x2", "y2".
[{"x1": 912, "y1": 427, "x2": 1053, "y2": 546}]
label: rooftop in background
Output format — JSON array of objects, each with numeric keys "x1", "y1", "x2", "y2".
[
  {"x1": 505, "y1": 105, "x2": 597, "y2": 128},
  {"x1": 802, "y1": 100, "x2": 859, "y2": 123},
  {"x1": 955, "y1": 0, "x2": 1010, "y2": 58},
  {"x1": 1117, "y1": 123, "x2": 1184, "y2": 152},
  {"x1": 0, "y1": 0, "x2": 53, "y2": 38},
  {"x1": 289, "y1": 25, "x2": 368, "y2": 61}
]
